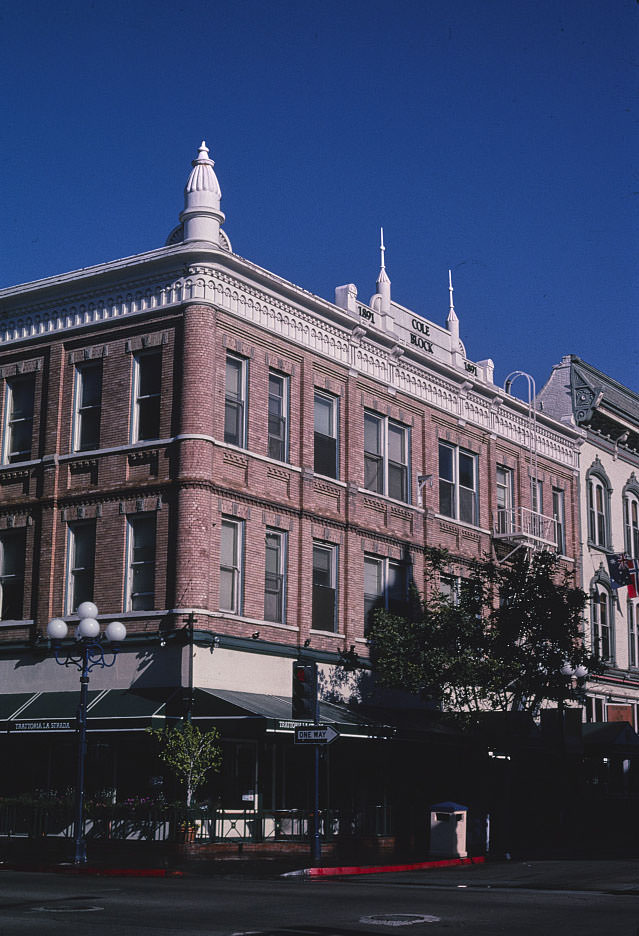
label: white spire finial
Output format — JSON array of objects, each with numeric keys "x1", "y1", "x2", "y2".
[
  {"x1": 179, "y1": 139, "x2": 225, "y2": 244},
  {"x1": 448, "y1": 269, "x2": 455, "y2": 314},
  {"x1": 380, "y1": 227, "x2": 386, "y2": 270}
]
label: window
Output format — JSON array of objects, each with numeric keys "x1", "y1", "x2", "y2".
[
  {"x1": 439, "y1": 442, "x2": 477, "y2": 525},
  {"x1": 224, "y1": 354, "x2": 247, "y2": 447},
  {"x1": 267, "y1": 371, "x2": 288, "y2": 462},
  {"x1": 220, "y1": 518, "x2": 243, "y2": 614},
  {"x1": 3, "y1": 375, "x2": 35, "y2": 464},
  {"x1": 364, "y1": 555, "x2": 408, "y2": 632},
  {"x1": 74, "y1": 361, "x2": 102, "y2": 452},
  {"x1": 553, "y1": 487, "x2": 566, "y2": 555},
  {"x1": 587, "y1": 469, "x2": 611, "y2": 549},
  {"x1": 66, "y1": 521, "x2": 96, "y2": 613},
  {"x1": 592, "y1": 587, "x2": 613, "y2": 662},
  {"x1": 132, "y1": 350, "x2": 162, "y2": 442},
  {"x1": 0, "y1": 529, "x2": 25, "y2": 620},
  {"x1": 312, "y1": 543, "x2": 337, "y2": 631},
  {"x1": 531, "y1": 478, "x2": 543, "y2": 515},
  {"x1": 624, "y1": 492, "x2": 639, "y2": 559},
  {"x1": 314, "y1": 391, "x2": 338, "y2": 478},
  {"x1": 127, "y1": 515, "x2": 156, "y2": 611},
  {"x1": 264, "y1": 529, "x2": 286, "y2": 623},
  {"x1": 496, "y1": 465, "x2": 514, "y2": 533},
  {"x1": 364, "y1": 411, "x2": 409, "y2": 502},
  {"x1": 629, "y1": 600, "x2": 639, "y2": 669},
  {"x1": 440, "y1": 574, "x2": 481, "y2": 613}
]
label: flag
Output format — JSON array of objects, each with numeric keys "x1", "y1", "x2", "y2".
[
  {"x1": 623, "y1": 557, "x2": 639, "y2": 600},
  {"x1": 607, "y1": 553, "x2": 631, "y2": 590}
]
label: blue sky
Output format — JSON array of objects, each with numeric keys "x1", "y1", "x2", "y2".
[{"x1": 1, "y1": 0, "x2": 637, "y2": 394}]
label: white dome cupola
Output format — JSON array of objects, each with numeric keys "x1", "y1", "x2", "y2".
[{"x1": 167, "y1": 141, "x2": 230, "y2": 248}]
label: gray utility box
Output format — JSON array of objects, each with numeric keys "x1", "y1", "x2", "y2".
[{"x1": 429, "y1": 802, "x2": 468, "y2": 859}]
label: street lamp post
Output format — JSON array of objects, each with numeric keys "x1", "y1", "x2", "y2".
[
  {"x1": 556, "y1": 661, "x2": 588, "y2": 838},
  {"x1": 47, "y1": 602, "x2": 126, "y2": 865}
]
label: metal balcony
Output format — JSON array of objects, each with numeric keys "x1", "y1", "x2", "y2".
[{"x1": 492, "y1": 507, "x2": 558, "y2": 552}]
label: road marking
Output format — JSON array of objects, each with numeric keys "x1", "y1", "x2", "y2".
[{"x1": 360, "y1": 913, "x2": 441, "y2": 926}]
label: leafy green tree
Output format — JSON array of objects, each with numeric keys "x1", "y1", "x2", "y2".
[
  {"x1": 148, "y1": 722, "x2": 222, "y2": 806},
  {"x1": 368, "y1": 548, "x2": 601, "y2": 716}
]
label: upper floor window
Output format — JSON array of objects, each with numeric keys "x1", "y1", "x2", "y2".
[
  {"x1": 587, "y1": 473, "x2": 610, "y2": 549},
  {"x1": 66, "y1": 521, "x2": 96, "y2": 614},
  {"x1": 312, "y1": 542, "x2": 337, "y2": 632},
  {"x1": 264, "y1": 529, "x2": 286, "y2": 624},
  {"x1": 364, "y1": 554, "x2": 408, "y2": 633},
  {"x1": 592, "y1": 586, "x2": 613, "y2": 663},
  {"x1": 364, "y1": 411, "x2": 409, "y2": 502},
  {"x1": 132, "y1": 350, "x2": 162, "y2": 442},
  {"x1": 224, "y1": 354, "x2": 247, "y2": 447},
  {"x1": 267, "y1": 371, "x2": 288, "y2": 462},
  {"x1": 439, "y1": 442, "x2": 477, "y2": 525},
  {"x1": 3, "y1": 374, "x2": 35, "y2": 464},
  {"x1": 531, "y1": 478, "x2": 543, "y2": 515},
  {"x1": 220, "y1": 517, "x2": 243, "y2": 614},
  {"x1": 73, "y1": 361, "x2": 102, "y2": 452},
  {"x1": 496, "y1": 465, "x2": 514, "y2": 533},
  {"x1": 553, "y1": 487, "x2": 566, "y2": 555},
  {"x1": 624, "y1": 492, "x2": 639, "y2": 559},
  {"x1": 0, "y1": 529, "x2": 26, "y2": 621},
  {"x1": 629, "y1": 599, "x2": 639, "y2": 669},
  {"x1": 126, "y1": 514, "x2": 156, "y2": 611},
  {"x1": 314, "y1": 390, "x2": 338, "y2": 479}
]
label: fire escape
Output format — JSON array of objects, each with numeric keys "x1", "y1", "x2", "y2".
[{"x1": 492, "y1": 371, "x2": 558, "y2": 562}]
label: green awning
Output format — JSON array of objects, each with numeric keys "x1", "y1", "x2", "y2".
[{"x1": 2, "y1": 689, "x2": 175, "y2": 733}]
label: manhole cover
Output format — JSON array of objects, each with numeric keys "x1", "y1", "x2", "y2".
[{"x1": 360, "y1": 913, "x2": 441, "y2": 926}]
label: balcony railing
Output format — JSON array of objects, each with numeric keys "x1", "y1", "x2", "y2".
[{"x1": 493, "y1": 507, "x2": 557, "y2": 549}]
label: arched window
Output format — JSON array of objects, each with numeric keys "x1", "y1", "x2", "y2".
[
  {"x1": 586, "y1": 461, "x2": 612, "y2": 549},
  {"x1": 591, "y1": 584, "x2": 614, "y2": 663},
  {"x1": 623, "y1": 482, "x2": 639, "y2": 559}
]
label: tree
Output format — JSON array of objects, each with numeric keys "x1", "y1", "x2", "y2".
[
  {"x1": 148, "y1": 722, "x2": 222, "y2": 806},
  {"x1": 368, "y1": 548, "x2": 601, "y2": 716}
]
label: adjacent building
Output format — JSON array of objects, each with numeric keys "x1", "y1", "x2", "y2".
[{"x1": 0, "y1": 142, "x2": 583, "y2": 819}]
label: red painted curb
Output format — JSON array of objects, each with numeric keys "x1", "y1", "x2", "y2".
[{"x1": 304, "y1": 855, "x2": 486, "y2": 877}]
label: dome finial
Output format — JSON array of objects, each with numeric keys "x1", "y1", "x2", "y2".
[{"x1": 179, "y1": 139, "x2": 225, "y2": 244}]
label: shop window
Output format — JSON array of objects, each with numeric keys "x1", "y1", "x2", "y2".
[
  {"x1": 74, "y1": 361, "x2": 102, "y2": 452},
  {"x1": 314, "y1": 390, "x2": 338, "y2": 479}
]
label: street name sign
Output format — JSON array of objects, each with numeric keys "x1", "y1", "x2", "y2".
[{"x1": 294, "y1": 725, "x2": 339, "y2": 744}]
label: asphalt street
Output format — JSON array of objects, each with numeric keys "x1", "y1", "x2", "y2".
[{"x1": 0, "y1": 862, "x2": 638, "y2": 936}]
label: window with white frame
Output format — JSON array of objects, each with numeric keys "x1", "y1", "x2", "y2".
[
  {"x1": 0, "y1": 529, "x2": 26, "y2": 621},
  {"x1": 531, "y1": 478, "x2": 543, "y2": 515},
  {"x1": 440, "y1": 574, "x2": 482, "y2": 612},
  {"x1": 126, "y1": 514, "x2": 156, "y2": 611},
  {"x1": 132, "y1": 350, "x2": 162, "y2": 442},
  {"x1": 3, "y1": 374, "x2": 35, "y2": 464},
  {"x1": 439, "y1": 442, "x2": 478, "y2": 525},
  {"x1": 66, "y1": 521, "x2": 96, "y2": 613},
  {"x1": 267, "y1": 371, "x2": 288, "y2": 462},
  {"x1": 624, "y1": 490, "x2": 639, "y2": 559},
  {"x1": 587, "y1": 469, "x2": 611, "y2": 549},
  {"x1": 264, "y1": 529, "x2": 286, "y2": 624},
  {"x1": 73, "y1": 361, "x2": 102, "y2": 452},
  {"x1": 220, "y1": 518, "x2": 243, "y2": 614},
  {"x1": 629, "y1": 599, "x2": 639, "y2": 669},
  {"x1": 552, "y1": 487, "x2": 566, "y2": 555},
  {"x1": 496, "y1": 465, "x2": 514, "y2": 533},
  {"x1": 364, "y1": 411, "x2": 409, "y2": 502},
  {"x1": 314, "y1": 390, "x2": 338, "y2": 479},
  {"x1": 224, "y1": 353, "x2": 247, "y2": 447},
  {"x1": 312, "y1": 542, "x2": 337, "y2": 631},
  {"x1": 363, "y1": 554, "x2": 408, "y2": 633},
  {"x1": 592, "y1": 585, "x2": 613, "y2": 663}
]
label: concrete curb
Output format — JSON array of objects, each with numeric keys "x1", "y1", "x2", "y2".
[
  {"x1": 282, "y1": 855, "x2": 486, "y2": 878},
  {"x1": 0, "y1": 863, "x2": 183, "y2": 877}
]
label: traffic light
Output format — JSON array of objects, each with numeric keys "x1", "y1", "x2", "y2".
[{"x1": 292, "y1": 661, "x2": 317, "y2": 719}]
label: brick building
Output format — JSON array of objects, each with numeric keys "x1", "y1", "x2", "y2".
[{"x1": 0, "y1": 142, "x2": 582, "y2": 817}]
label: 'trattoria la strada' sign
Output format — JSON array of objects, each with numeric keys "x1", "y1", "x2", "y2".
[{"x1": 11, "y1": 720, "x2": 74, "y2": 732}]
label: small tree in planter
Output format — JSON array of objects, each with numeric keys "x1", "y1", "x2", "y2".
[{"x1": 148, "y1": 722, "x2": 222, "y2": 808}]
